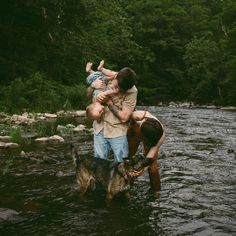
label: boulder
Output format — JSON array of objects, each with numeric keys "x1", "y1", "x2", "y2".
[
  {"x1": 221, "y1": 106, "x2": 236, "y2": 111},
  {"x1": 35, "y1": 135, "x2": 64, "y2": 144},
  {"x1": 48, "y1": 135, "x2": 64, "y2": 143},
  {"x1": 0, "y1": 142, "x2": 19, "y2": 149},
  {"x1": 35, "y1": 137, "x2": 49, "y2": 144},
  {"x1": 0, "y1": 135, "x2": 11, "y2": 142},
  {"x1": 10, "y1": 114, "x2": 35, "y2": 124},
  {"x1": 5, "y1": 142, "x2": 19, "y2": 148},
  {"x1": 74, "y1": 110, "x2": 86, "y2": 117},
  {"x1": 44, "y1": 113, "x2": 57, "y2": 118},
  {"x1": 73, "y1": 124, "x2": 86, "y2": 132}
]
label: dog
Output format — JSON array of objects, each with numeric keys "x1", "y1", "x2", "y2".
[{"x1": 71, "y1": 144, "x2": 146, "y2": 202}]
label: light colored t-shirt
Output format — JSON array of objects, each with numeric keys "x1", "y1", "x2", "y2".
[{"x1": 93, "y1": 85, "x2": 138, "y2": 138}]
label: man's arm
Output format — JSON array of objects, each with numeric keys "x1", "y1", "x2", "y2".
[
  {"x1": 96, "y1": 87, "x2": 137, "y2": 123},
  {"x1": 106, "y1": 99, "x2": 133, "y2": 123}
]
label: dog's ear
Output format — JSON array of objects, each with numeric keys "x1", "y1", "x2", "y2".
[{"x1": 71, "y1": 143, "x2": 80, "y2": 165}]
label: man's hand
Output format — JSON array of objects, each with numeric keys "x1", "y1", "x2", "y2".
[
  {"x1": 96, "y1": 92, "x2": 108, "y2": 103},
  {"x1": 106, "y1": 98, "x2": 113, "y2": 106},
  {"x1": 109, "y1": 84, "x2": 119, "y2": 94},
  {"x1": 91, "y1": 77, "x2": 105, "y2": 89}
]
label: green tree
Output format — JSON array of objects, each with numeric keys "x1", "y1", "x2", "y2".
[{"x1": 184, "y1": 37, "x2": 223, "y2": 104}]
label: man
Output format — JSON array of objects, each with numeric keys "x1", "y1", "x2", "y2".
[{"x1": 88, "y1": 65, "x2": 137, "y2": 163}]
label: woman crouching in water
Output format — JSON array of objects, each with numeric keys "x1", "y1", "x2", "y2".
[{"x1": 127, "y1": 110, "x2": 165, "y2": 193}]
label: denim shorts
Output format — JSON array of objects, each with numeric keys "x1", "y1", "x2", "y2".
[{"x1": 93, "y1": 129, "x2": 128, "y2": 163}]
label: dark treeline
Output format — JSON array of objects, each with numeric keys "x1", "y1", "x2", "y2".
[{"x1": 0, "y1": 0, "x2": 235, "y2": 113}]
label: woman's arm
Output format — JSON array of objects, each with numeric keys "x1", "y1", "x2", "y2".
[{"x1": 146, "y1": 132, "x2": 165, "y2": 159}]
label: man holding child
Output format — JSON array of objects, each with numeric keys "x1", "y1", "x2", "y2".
[{"x1": 86, "y1": 60, "x2": 164, "y2": 192}]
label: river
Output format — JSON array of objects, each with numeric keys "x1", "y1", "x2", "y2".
[{"x1": 0, "y1": 106, "x2": 236, "y2": 235}]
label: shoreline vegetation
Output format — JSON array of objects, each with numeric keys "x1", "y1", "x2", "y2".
[{"x1": 0, "y1": 103, "x2": 235, "y2": 150}]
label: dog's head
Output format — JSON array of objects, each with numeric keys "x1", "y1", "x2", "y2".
[{"x1": 122, "y1": 154, "x2": 147, "y2": 177}]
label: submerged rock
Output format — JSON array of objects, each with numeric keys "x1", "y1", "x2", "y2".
[{"x1": 0, "y1": 208, "x2": 22, "y2": 223}]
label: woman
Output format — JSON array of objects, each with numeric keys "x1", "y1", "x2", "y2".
[{"x1": 127, "y1": 110, "x2": 165, "y2": 192}]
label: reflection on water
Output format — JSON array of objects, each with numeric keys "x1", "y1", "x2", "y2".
[{"x1": 0, "y1": 107, "x2": 236, "y2": 235}]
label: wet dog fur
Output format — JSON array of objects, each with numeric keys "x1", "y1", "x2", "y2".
[{"x1": 71, "y1": 145, "x2": 145, "y2": 201}]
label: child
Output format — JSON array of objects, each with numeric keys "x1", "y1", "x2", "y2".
[{"x1": 86, "y1": 60, "x2": 118, "y2": 121}]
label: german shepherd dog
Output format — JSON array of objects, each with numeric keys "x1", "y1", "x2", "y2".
[{"x1": 71, "y1": 145, "x2": 145, "y2": 202}]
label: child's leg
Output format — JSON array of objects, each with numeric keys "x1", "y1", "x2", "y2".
[
  {"x1": 86, "y1": 71, "x2": 105, "y2": 86},
  {"x1": 97, "y1": 60, "x2": 117, "y2": 79},
  {"x1": 86, "y1": 62, "x2": 94, "y2": 74}
]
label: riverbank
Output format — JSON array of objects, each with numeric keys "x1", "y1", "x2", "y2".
[
  {"x1": 0, "y1": 103, "x2": 235, "y2": 150},
  {"x1": 0, "y1": 110, "x2": 89, "y2": 150}
]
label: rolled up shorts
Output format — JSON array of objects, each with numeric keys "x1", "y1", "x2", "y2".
[{"x1": 93, "y1": 129, "x2": 128, "y2": 163}]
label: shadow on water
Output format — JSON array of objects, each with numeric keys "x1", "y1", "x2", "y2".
[{"x1": 0, "y1": 107, "x2": 236, "y2": 235}]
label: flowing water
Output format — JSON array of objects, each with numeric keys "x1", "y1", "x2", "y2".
[{"x1": 0, "y1": 107, "x2": 236, "y2": 236}]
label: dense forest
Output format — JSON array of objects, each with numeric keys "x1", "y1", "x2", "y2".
[{"x1": 0, "y1": 0, "x2": 235, "y2": 114}]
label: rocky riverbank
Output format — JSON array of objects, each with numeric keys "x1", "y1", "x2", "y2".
[
  {"x1": 0, "y1": 110, "x2": 89, "y2": 150},
  {"x1": 0, "y1": 103, "x2": 235, "y2": 150}
]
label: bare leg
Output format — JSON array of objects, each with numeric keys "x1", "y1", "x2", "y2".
[
  {"x1": 106, "y1": 192, "x2": 113, "y2": 203},
  {"x1": 86, "y1": 62, "x2": 94, "y2": 74},
  {"x1": 97, "y1": 60, "x2": 117, "y2": 79},
  {"x1": 97, "y1": 60, "x2": 105, "y2": 71},
  {"x1": 124, "y1": 191, "x2": 131, "y2": 201},
  {"x1": 144, "y1": 144, "x2": 161, "y2": 192},
  {"x1": 148, "y1": 161, "x2": 161, "y2": 192}
]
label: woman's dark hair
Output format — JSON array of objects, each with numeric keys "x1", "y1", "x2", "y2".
[
  {"x1": 141, "y1": 118, "x2": 163, "y2": 147},
  {"x1": 116, "y1": 67, "x2": 136, "y2": 91}
]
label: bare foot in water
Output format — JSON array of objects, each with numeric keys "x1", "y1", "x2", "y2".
[
  {"x1": 86, "y1": 62, "x2": 93, "y2": 73},
  {"x1": 97, "y1": 60, "x2": 104, "y2": 71}
]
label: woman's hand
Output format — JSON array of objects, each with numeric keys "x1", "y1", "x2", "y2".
[{"x1": 131, "y1": 168, "x2": 144, "y2": 177}]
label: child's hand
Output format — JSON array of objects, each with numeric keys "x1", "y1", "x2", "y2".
[{"x1": 91, "y1": 78, "x2": 105, "y2": 89}]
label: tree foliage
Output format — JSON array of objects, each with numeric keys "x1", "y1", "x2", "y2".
[{"x1": 0, "y1": 0, "x2": 235, "y2": 113}]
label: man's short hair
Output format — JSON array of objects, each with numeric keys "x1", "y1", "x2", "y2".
[
  {"x1": 116, "y1": 67, "x2": 136, "y2": 91},
  {"x1": 141, "y1": 118, "x2": 163, "y2": 147}
]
